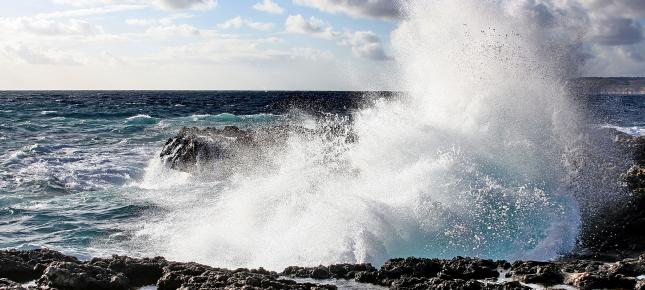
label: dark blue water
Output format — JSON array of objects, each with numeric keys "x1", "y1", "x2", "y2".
[
  {"x1": 0, "y1": 91, "x2": 642, "y2": 261},
  {"x1": 0, "y1": 91, "x2": 372, "y2": 257}
]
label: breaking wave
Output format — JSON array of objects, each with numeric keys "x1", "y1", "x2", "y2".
[{"x1": 126, "y1": 0, "x2": 598, "y2": 270}]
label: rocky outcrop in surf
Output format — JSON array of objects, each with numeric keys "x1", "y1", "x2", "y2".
[
  {"x1": 160, "y1": 124, "x2": 355, "y2": 173},
  {"x1": 577, "y1": 130, "x2": 645, "y2": 256},
  {"x1": 159, "y1": 126, "x2": 259, "y2": 172},
  {"x1": 0, "y1": 250, "x2": 337, "y2": 290},
  {"x1": 283, "y1": 255, "x2": 645, "y2": 289},
  {"x1": 1, "y1": 249, "x2": 644, "y2": 289}
]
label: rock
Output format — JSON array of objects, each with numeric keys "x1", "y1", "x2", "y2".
[
  {"x1": 564, "y1": 272, "x2": 636, "y2": 290},
  {"x1": 90, "y1": 255, "x2": 168, "y2": 287},
  {"x1": 159, "y1": 126, "x2": 253, "y2": 172},
  {"x1": 39, "y1": 261, "x2": 130, "y2": 290},
  {"x1": 0, "y1": 249, "x2": 79, "y2": 283},
  {"x1": 624, "y1": 165, "x2": 645, "y2": 192},
  {"x1": 157, "y1": 262, "x2": 213, "y2": 290},
  {"x1": 635, "y1": 279, "x2": 645, "y2": 290},
  {"x1": 157, "y1": 262, "x2": 336, "y2": 290},
  {"x1": 0, "y1": 254, "x2": 36, "y2": 284},
  {"x1": 607, "y1": 258, "x2": 645, "y2": 276},
  {"x1": 484, "y1": 281, "x2": 532, "y2": 290},
  {"x1": 327, "y1": 263, "x2": 376, "y2": 279},
  {"x1": 439, "y1": 257, "x2": 499, "y2": 280},
  {"x1": 283, "y1": 263, "x2": 376, "y2": 280},
  {"x1": 613, "y1": 133, "x2": 645, "y2": 164},
  {"x1": 160, "y1": 124, "x2": 355, "y2": 174},
  {"x1": 509, "y1": 261, "x2": 563, "y2": 285},
  {"x1": 3, "y1": 249, "x2": 645, "y2": 290},
  {"x1": 0, "y1": 278, "x2": 27, "y2": 289},
  {"x1": 354, "y1": 271, "x2": 378, "y2": 284},
  {"x1": 390, "y1": 277, "x2": 491, "y2": 290},
  {"x1": 378, "y1": 257, "x2": 443, "y2": 282},
  {"x1": 310, "y1": 266, "x2": 331, "y2": 279}
]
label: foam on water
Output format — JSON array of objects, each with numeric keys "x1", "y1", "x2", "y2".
[
  {"x1": 601, "y1": 124, "x2": 645, "y2": 137},
  {"x1": 125, "y1": 0, "x2": 592, "y2": 269}
]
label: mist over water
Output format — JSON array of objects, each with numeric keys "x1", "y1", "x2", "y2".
[{"x1": 121, "y1": 0, "x2": 598, "y2": 270}]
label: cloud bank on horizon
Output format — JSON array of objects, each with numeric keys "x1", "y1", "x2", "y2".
[{"x1": 0, "y1": 0, "x2": 643, "y2": 90}]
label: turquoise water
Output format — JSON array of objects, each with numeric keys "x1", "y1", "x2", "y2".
[
  {"x1": 0, "y1": 91, "x2": 642, "y2": 264},
  {"x1": 0, "y1": 91, "x2": 360, "y2": 258}
]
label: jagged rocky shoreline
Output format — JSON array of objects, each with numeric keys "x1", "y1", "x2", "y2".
[
  {"x1": 1, "y1": 248, "x2": 645, "y2": 289},
  {"x1": 2, "y1": 126, "x2": 643, "y2": 289}
]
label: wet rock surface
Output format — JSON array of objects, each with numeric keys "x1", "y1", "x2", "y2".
[
  {"x1": 159, "y1": 125, "x2": 355, "y2": 174},
  {"x1": 0, "y1": 249, "x2": 79, "y2": 283},
  {"x1": 281, "y1": 255, "x2": 645, "y2": 289},
  {"x1": 39, "y1": 261, "x2": 130, "y2": 290},
  {"x1": 577, "y1": 130, "x2": 645, "y2": 256},
  {"x1": 159, "y1": 126, "x2": 259, "y2": 172},
  {"x1": 1, "y1": 249, "x2": 645, "y2": 289}
]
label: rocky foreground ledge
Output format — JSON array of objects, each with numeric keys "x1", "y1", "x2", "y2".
[{"x1": 1, "y1": 249, "x2": 645, "y2": 290}]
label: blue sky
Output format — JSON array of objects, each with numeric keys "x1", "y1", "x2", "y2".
[{"x1": 0, "y1": 0, "x2": 643, "y2": 90}]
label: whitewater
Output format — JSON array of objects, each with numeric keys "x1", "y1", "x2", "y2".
[
  {"x1": 1, "y1": 0, "x2": 642, "y2": 271},
  {"x1": 125, "y1": 0, "x2": 592, "y2": 269}
]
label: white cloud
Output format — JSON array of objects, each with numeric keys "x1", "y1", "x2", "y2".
[
  {"x1": 51, "y1": 0, "x2": 217, "y2": 10},
  {"x1": 289, "y1": 47, "x2": 333, "y2": 61},
  {"x1": 218, "y1": 16, "x2": 274, "y2": 31},
  {"x1": 284, "y1": 14, "x2": 389, "y2": 61},
  {"x1": 253, "y1": 0, "x2": 284, "y2": 14},
  {"x1": 584, "y1": 43, "x2": 645, "y2": 76},
  {"x1": 37, "y1": 4, "x2": 146, "y2": 18},
  {"x1": 293, "y1": 0, "x2": 401, "y2": 20},
  {"x1": 587, "y1": 17, "x2": 643, "y2": 46},
  {"x1": 153, "y1": 0, "x2": 216, "y2": 10},
  {"x1": 0, "y1": 44, "x2": 82, "y2": 65},
  {"x1": 125, "y1": 13, "x2": 192, "y2": 26},
  {"x1": 580, "y1": 0, "x2": 645, "y2": 19},
  {"x1": 147, "y1": 38, "x2": 284, "y2": 64},
  {"x1": 0, "y1": 17, "x2": 102, "y2": 36},
  {"x1": 146, "y1": 23, "x2": 201, "y2": 36},
  {"x1": 285, "y1": 14, "x2": 339, "y2": 39},
  {"x1": 343, "y1": 30, "x2": 391, "y2": 61},
  {"x1": 577, "y1": 0, "x2": 645, "y2": 46}
]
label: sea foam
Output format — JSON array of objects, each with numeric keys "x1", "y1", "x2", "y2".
[{"x1": 129, "y1": 0, "x2": 598, "y2": 270}]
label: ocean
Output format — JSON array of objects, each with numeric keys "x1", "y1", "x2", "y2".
[{"x1": 0, "y1": 91, "x2": 643, "y2": 270}]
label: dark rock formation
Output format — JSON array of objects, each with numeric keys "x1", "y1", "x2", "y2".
[
  {"x1": 0, "y1": 249, "x2": 79, "y2": 283},
  {"x1": 624, "y1": 165, "x2": 645, "y2": 192},
  {"x1": 159, "y1": 124, "x2": 355, "y2": 174},
  {"x1": 577, "y1": 130, "x2": 645, "y2": 256},
  {"x1": 39, "y1": 261, "x2": 130, "y2": 290},
  {"x1": 89, "y1": 255, "x2": 168, "y2": 287},
  {"x1": 1, "y1": 249, "x2": 645, "y2": 289},
  {"x1": 0, "y1": 249, "x2": 339, "y2": 290},
  {"x1": 160, "y1": 126, "x2": 257, "y2": 172},
  {"x1": 614, "y1": 133, "x2": 645, "y2": 165},
  {"x1": 508, "y1": 261, "x2": 563, "y2": 285},
  {"x1": 636, "y1": 279, "x2": 645, "y2": 290},
  {"x1": 378, "y1": 257, "x2": 443, "y2": 283},
  {"x1": 282, "y1": 255, "x2": 645, "y2": 289},
  {"x1": 438, "y1": 257, "x2": 501, "y2": 280},
  {"x1": 0, "y1": 278, "x2": 26, "y2": 289},
  {"x1": 564, "y1": 272, "x2": 637, "y2": 290},
  {"x1": 283, "y1": 263, "x2": 377, "y2": 280},
  {"x1": 155, "y1": 262, "x2": 337, "y2": 290},
  {"x1": 389, "y1": 277, "x2": 530, "y2": 290}
]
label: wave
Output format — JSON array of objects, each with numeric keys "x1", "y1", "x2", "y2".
[
  {"x1": 174, "y1": 113, "x2": 280, "y2": 123},
  {"x1": 125, "y1": 114, "x2": 160, "y2": 125},
  {"x1": 601, "y1": 124, "x2": 645, "y2": 137},
  {"x1": 124, "y1": 0, "x2": 610, "y2": 270}
]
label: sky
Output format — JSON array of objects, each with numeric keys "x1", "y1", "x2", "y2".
[{"x1": 0, "y1": 0, "x2": 643, "y2": 90}]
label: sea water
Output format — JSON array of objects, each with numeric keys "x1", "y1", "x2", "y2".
[{"x1": 2, "y1": 0, "x2": 645, "y2": 271}]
